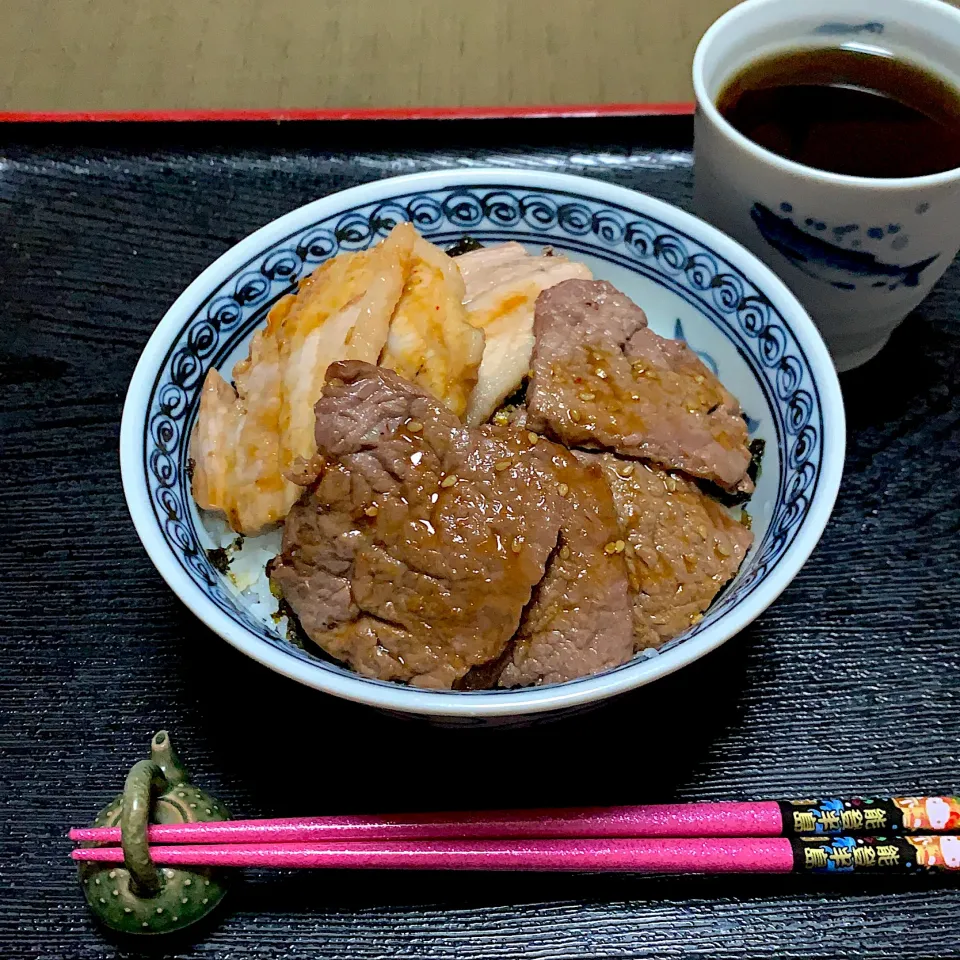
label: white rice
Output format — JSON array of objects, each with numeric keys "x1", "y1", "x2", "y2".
[{"x1": 202, "y1": 513, "x2": 288, "y2": 636}]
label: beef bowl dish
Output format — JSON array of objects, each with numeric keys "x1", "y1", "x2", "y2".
[{"x1": 121, "y1": 170, "x2": 844, "y2": 723}]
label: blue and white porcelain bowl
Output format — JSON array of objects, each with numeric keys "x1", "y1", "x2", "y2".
[{"x1": 120, "y1": 169, "x2": 844, "y2": 723}]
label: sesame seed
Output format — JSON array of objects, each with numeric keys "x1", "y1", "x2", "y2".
[
  {"x1": 579, "y1": 391, "x2": 596, "y2": 402},
  {"x1": 440, "y1": 474, "x2": 458, "y2": 488},
  {"x1": 406, "y1": 420, "x2": 423, "y2": 433},
  {"x1": 511, "y1": 537, "x2": 523, "y2": 554},
  {"x1": 632, "y1": 361, "x2": 647, "y2": 375},
  {"x1": 569, "y1": 409, "x2": 581, "y2": 422},
  {"x1": 557, "y1": 483, "x2": 569, "y2": 497},
  {"x1": 495, "y1": 460, "x2": 512, "y2": 471},
  {"x1": 559, "y1": 546, "x2": 571, "y2": 560},
  {"x1": 614, "y1": 540, "x2": 626, "y2": 553},
  {"x1": 694, "y1": 374, "x2": 705, "y2": 384},
  {"x1": 364, "y1": 505, "x2": 379, "y2": 517},
  {"x1": 594, "y1": 367, "x2": 608, "y2": 379},
  {"x1": 604, "y1": 541, "x2": 618, "y2": 555},
  {"x1": 617, "y1": 463, "x2": 635, "y2": 478},
  {"x1": 717, "y1": 542, "x2": 731, "y2": 557},
  {"x1": 665, "y1": 476, "x2": 677, "y2": 492},
  {"x1": 527, "y1": 432, "x2": 540, "y2": 445}
]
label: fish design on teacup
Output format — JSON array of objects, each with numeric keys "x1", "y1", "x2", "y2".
[
  {"x1": 749, "y1": 202, "x2": 940, "y2": 292},
  {"x1": 813, "y1": 21, "x2": 884, "y2": 36}
]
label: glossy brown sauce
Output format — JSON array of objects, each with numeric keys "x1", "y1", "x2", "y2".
[{"x1": 551, "y1": 342, "x2": 733, "y2": 448}]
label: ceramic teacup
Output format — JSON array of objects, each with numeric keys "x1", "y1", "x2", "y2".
[{"x1": 692, "y1": 0, "x2": 960, "y2": 371}]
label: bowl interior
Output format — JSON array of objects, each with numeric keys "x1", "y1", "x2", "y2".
[{"x1": 131, "y1": 174, "x2": 834, "y2": 711}]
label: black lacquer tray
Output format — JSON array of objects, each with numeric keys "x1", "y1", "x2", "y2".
[{"x1": 1, "y1": 117, "x2": 958, "y2": 959}]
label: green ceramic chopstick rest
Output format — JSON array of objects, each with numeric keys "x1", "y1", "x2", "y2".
[{"x1": 78, "y1": 731, "x2": 230, "y2": 935}]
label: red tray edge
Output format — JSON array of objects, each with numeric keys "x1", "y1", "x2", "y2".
[{"x1": 0, "y1": 102, "x2": 695, "y2": 123}]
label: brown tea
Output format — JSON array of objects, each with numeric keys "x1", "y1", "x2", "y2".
[{"x1": 716, "y1": 47, "x2": 960, "y2": 178}]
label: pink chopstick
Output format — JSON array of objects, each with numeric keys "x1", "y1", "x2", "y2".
[
  {"x1": 70, "y1": 795, "x2": 960, "y2": 845},
  {"x1": 69, "y1": 835, "x2": 960, "y2": 874},
  {"x1": 70, "y1": 802, "x2": 783, "y2": 845},
  {"x1": 73, "y1": 837, "x2": 795, "y2": 873}
]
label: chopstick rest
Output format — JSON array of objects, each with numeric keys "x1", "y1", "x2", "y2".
[{"x1": 77, "y1": 731, "x2": 230, "y2": 935}]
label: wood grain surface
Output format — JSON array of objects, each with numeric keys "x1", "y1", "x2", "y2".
[
  {"x1": 0, "y1": 118, "x2": 959, "y2": 959},
  {"x1": 4, "y1": 0, "x2": 960, "y2": 115},
  {"x1": 0, "y1": 0, "x2": 742, "y2": 112}
]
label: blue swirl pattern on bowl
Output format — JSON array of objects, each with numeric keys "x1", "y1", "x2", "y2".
[{"x1": 144, "y1": 185, "x2": 823, "y2": 689}]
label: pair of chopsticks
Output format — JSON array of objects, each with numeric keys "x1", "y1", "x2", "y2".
[{"x1": 71, "y1": 797, "x2": 960, "y2": 875}]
